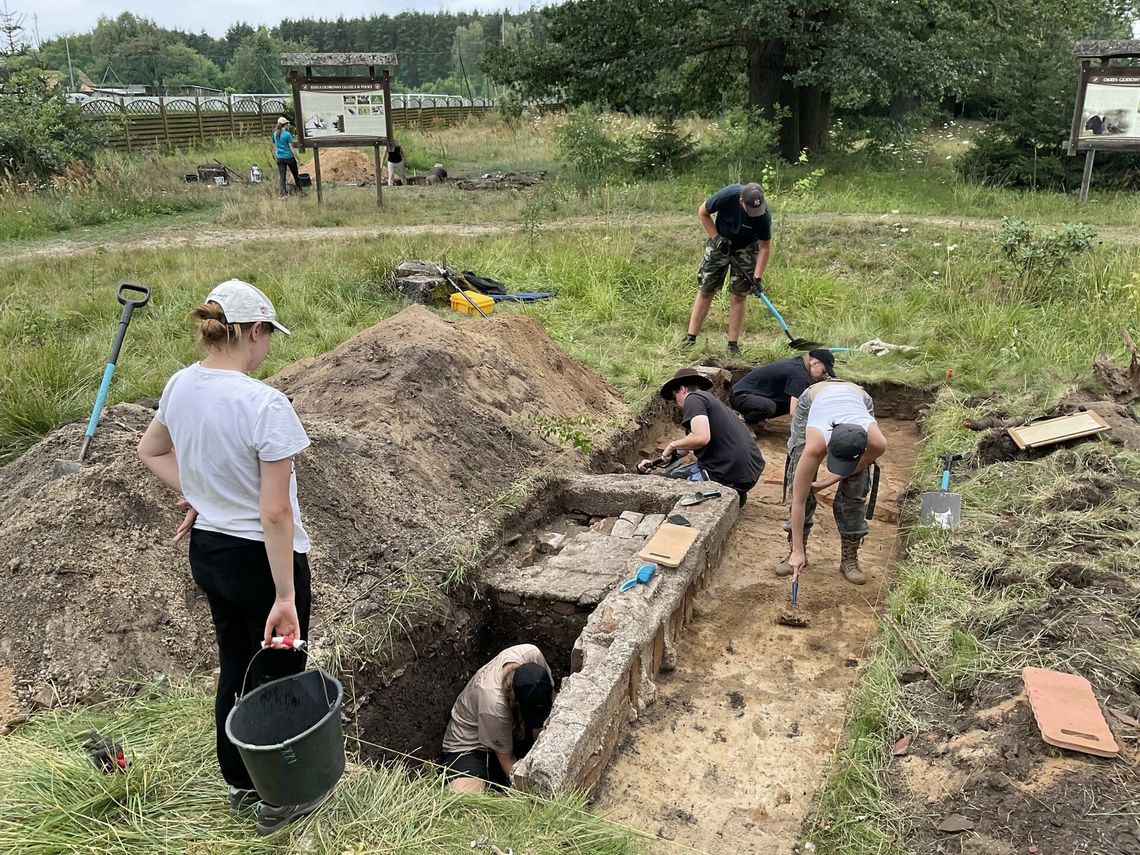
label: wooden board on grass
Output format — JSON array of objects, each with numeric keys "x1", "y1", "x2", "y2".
[
  {"x1": 638, "y1": 523, "x2": 699, "y2": 568},
  {"x1": 1022, "y1": 666, "x2": 1119, "y2": 758},
  {"x1": 1007, "y1": 411, "x2": 1110, "y2": 449}
]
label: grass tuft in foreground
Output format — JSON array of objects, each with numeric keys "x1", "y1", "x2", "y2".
[{"x1": 0, "y1": 684, "x2": 637, "y2": 855}]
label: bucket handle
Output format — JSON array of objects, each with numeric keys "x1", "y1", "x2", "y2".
[{"x1": 235, "y1": 638, "x2": 334, "y2": 712}]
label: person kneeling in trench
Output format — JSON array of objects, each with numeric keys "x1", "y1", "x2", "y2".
[
  {"x1": 779, "y1": 380, "x2": 887, "y2": 585},
  {"x1": 441, "y1": 644, "x2": 554, "y2": 792},
  {"x1": 639, "y1": 367, "x2": 765, "y2": 506}
]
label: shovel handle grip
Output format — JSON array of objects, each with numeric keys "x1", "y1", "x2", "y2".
[
  {"x1": 939, "y1": 453, "x2": 963, "y2": 490},
  {"x1": 117, "y1": 282, "x2": 151, "y2": 309}
]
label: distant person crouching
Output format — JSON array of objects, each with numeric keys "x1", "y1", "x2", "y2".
[{"x1": 387, "y1": 142, "x2": 407, "y2": 186}]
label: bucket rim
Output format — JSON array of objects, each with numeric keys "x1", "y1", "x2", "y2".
[{"x1": 224, "y1": 667, "x2": 344, "y2": 753}]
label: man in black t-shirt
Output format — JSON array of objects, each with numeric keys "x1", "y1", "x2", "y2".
[
  {"x1": 731, "y1": 350, "x2": 835, "y2": 426},
  {"x1": 638, "y1": 368, "x2": 765, "y2": 505},
  {"x1": 683, "y1": 182, "x2": 773, "y2": 357}
]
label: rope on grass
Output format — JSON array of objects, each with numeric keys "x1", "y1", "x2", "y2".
[{"x1": 344, "y1": 732, "x2": 714, "y2": 855}]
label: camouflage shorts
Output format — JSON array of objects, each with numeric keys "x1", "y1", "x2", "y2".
[
  {"x1": 781, "y1": 443, "x2": 871, "y2": 540},
  {"x1": 696, "y1": 240, "x2": 758, "y2": 296}
]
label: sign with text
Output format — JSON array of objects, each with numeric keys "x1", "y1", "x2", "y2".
[
  {"x1": 290, "y1": 75, "x2": 393, "y2": 148},
  {"x1": 1070, "y1": 66, "x2": 1140, "y2": 151}
]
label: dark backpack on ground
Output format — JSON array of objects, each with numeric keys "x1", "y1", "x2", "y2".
[{"x1": 461, "y1": 271, "x2": 508, "y2": 296}]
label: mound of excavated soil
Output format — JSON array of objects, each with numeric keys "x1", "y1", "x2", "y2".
[
  {"x1": 298, "y1": 148, "x2": 381, "y2": 185},
  {"x1": 0, "y1": 306, "x2": 624, "y2": 716}
]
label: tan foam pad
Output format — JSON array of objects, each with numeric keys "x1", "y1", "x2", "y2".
[
  {"x1": 638, "y1": 523, "x2": 699, "y2": 568},
  {"x1": 1022, "y1": 666, "x2": 1119, "y2": 758}
]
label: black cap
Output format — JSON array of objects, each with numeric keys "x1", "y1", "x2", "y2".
[
  {"x1": 827, "y1": 424, "x2": 868, "y2": 477},
  {"x1": 740, "y1": 182, "x2": 767, "y2": 217},
  {"x1": 512, "y1": 663, "x2": 553, "y2": 729},
  {"x1": 659, "y1": 367, "x2": 713, "y2": 400},
  {"x1": 808, "y1": 349, "x2": 836, "y2": 377}
]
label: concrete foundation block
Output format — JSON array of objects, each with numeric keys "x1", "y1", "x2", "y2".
[
  {"x1": 537, "y1": 532, "x2": 567, "y2": 554},
  {"x1": 633, "y1": 513, "x2": 666, "y2": 538},
  {"x1": 610, "y1": 519, "x2": 637, "y2": 538}
]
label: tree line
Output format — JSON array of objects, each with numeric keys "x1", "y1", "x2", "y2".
[
  {"x1": 32, "y1": 10, "x2": 536, "y2": 96},
  {"x1": 483, "y1": 0, "x2": 1138, "y2": 173}
]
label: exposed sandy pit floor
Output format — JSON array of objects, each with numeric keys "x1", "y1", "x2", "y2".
[{"x1": 592, "y1": 415, "x2": 919, "y2": 853}]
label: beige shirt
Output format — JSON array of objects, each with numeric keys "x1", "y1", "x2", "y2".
[{"x1": 441, "y1": 644, "x2": 551, "y2": 755}]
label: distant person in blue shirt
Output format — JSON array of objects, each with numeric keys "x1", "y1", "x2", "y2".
[
  {"x1": 683, "y1": 182, "x2": 773, "y2": 357},
  {"x1": 273, "y1": 117, "x2": 302, "y2": 196}
]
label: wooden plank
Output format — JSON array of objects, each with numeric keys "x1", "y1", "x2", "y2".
[
  {"x1": 1007, "y1": 411, "x2": 1110, "y2": 449},
  {"x1": 1022, "y1": 667, "x2": 1119, "y2": 757}
]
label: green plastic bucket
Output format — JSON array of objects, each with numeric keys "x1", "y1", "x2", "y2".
[{"x1": 225, "y1": 666, "x2": 345, "y2": 806}]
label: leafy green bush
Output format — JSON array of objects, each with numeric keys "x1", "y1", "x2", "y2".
[
  {"x1": 554, "y1": 104, "x2": 631, "y2": 182},
  {"x1": 0, "y1": 60, "x2": 110, "y2": 183},
  {"x1": 957, "y1": 130, "x2": 1140, "y2": 191},
  {"x1": 997, "y1": 217, "x2": 1099, "y2": 299},
  {"x1": 697, "y1": 108, "x2": 779, "y2": 178}
]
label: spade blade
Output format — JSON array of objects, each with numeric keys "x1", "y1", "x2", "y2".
[{"x1": 920, "y1": 491, "x2": 961, "y2": 528}]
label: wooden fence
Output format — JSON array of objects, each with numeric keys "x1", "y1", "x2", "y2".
[{"x1": 81, "y1": 95, "x2": 505, "y2": 153}]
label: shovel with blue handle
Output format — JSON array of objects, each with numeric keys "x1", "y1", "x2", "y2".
[
  {"x1": 53, "y1": 282, "x2": 151, "y2": 478},
  {"x1": 777, "y1": 577, "x2": 808, "y2": 628},
  {"x1": 920, "y1": 453, "x2": 963, "y2": 528}
]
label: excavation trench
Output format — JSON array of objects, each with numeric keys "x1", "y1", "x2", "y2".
[
  {"x1": 344, "y1": 374, "x2": 925, "y2": 828},
  {"x1": 591, "y1": 381, "x2": 925, "y2": 852}
]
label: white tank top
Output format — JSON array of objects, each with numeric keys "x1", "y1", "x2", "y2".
[{"x1": 806, "y1": 383, "x2": 876, "y2": 444}]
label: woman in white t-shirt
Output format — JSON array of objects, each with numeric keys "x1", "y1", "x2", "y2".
[{"x1": 138, "y1": 279, "x2": 323, "y2": 834}]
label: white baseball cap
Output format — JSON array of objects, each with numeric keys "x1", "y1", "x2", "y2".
[{"x1": 205, "y1": 279, "x2": 291, "y2": 335}]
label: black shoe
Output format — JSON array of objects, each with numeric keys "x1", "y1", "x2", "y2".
[
  {"x1": 727, "y1": 342, "x2": 742, "y2": 358},
  {"x1": 228, "y1": 786, "x2": 260, "y2": 813},
  {"x1": 255, "y1": 791, "x2": 333, "y2": 835},
  {"x1": 681, "y1": 335, "x2": 697, "y2": 350}
]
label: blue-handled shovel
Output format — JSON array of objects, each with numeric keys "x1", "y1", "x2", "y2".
[
  {"x1": 726, "y1": 256, "x2": 822, "y2": 350},
  {"x1": 920, "y1": 453, "x2": 963, "y2": 528},
  {"x1": 53, "y1": 282, "x2": 151, "y2": 478}
]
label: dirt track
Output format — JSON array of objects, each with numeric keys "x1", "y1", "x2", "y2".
[{"x1": 8, "y1": 211, "x2": 1140, "y2": 267}]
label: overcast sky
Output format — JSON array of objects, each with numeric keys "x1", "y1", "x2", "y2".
[{"x1": 28, "y1": 0, "x2": 541, "y2": 42}]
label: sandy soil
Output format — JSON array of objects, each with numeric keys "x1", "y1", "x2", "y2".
[
  {"x1": 592, "y1": 415, "x2": 920, "y2": 853},
  {"x1": 0, "y1": 307, "x2": 624, "y2": 711}
]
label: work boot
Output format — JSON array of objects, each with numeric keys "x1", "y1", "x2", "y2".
[
  {"x1": 839, "y1": 537, "x2": 866, "y2": 585},
  {"x1": 681, "y1": 334, "x2": 697, "y2": 350},
  {"x1": 727, "y1": 341, "x2": 742, "y2": 358},
  {"x1": 775, "y1": 536, "x2": 806, "y2": 577}
]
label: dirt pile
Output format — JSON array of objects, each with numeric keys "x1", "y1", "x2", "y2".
[
  {"x1": 0, "y1": 306, "x2": 624, "y2": 716},
  {"x1": 298, "y1": 148, "x2": 380, "y2": 185}
]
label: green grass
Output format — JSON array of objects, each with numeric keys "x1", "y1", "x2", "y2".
[{"x1": 0, "y1": 684, "x2": 637, "y2": 855}]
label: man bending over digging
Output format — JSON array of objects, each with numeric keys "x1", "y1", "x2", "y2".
[{"x1": 779, "y1": 380, "x2": 887, "y2": 585}]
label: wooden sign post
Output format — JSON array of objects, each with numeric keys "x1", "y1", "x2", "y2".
[
  {"x1": 280, "y1": 52, "x2": 399, "y2": 207},
  {"x1": 1067, "y1": 41, "x2": 1140, "y2": 205}
]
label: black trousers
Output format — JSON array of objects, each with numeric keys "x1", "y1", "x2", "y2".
[
  {"x1": 276, "y1": 157, "x2": 301, "y2": 195},
  {"x1": 189, "y1": 529, "x2": 312, "y2": 790},
  {"x1": 730, "y1": 388, "x2": 789, "y2": 423}
]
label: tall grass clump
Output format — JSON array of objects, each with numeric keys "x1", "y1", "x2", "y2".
[{"x1": 0, "y1": 684, "x2": 637, "y2": 855}]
